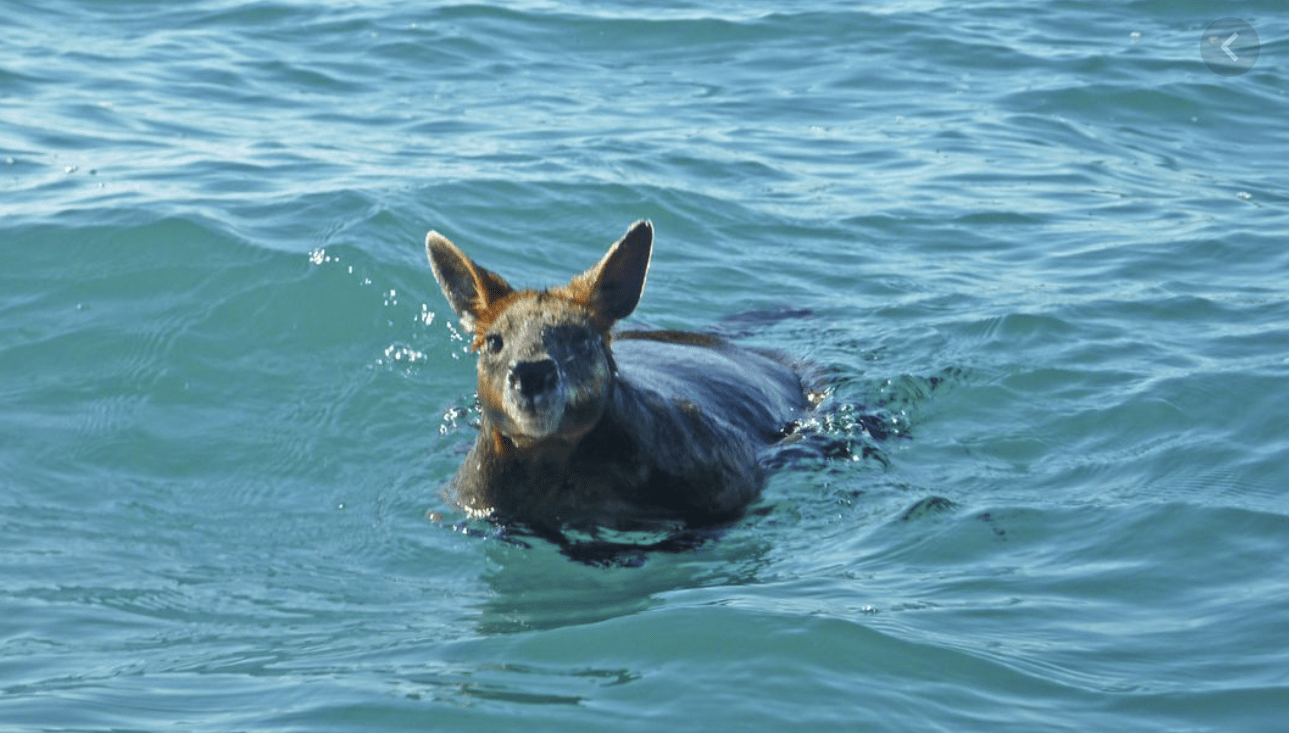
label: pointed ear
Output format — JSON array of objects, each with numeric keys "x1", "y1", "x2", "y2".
[
  {"x1": 565, "y1": 220, "x2": 653, "y2": 326},
  {"x1": 425, "y1": 231, "x2": 514, "y2": 333}
]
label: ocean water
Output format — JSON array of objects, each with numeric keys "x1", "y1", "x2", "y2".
[{"x1": 3, "y1": 0, "x2": 1288, "y2": 730}]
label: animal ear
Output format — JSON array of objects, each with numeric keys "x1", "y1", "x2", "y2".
[
  {"x1": 566, "y1": 220, "x2": 653, "y2": 325},
  {"x1": 425, "y1": 231, "x2": 514, "y2": 333}
]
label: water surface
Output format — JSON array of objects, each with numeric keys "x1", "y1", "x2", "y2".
[{"x1": 3, "y1": 1, "x2": 1288, "y2": 730}]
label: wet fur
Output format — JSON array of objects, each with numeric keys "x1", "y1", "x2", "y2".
[{"x1": 426, "y1": 220, "x2": 810, "y2": 533}]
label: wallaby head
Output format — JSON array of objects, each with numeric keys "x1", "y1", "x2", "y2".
[{"x1": 426, "y1": 221, "x2": 653, "y2": 449}]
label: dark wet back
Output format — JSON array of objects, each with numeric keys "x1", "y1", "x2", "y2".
[{"x1": 610, "y1": 333, "x2": 807, "y2": 444}]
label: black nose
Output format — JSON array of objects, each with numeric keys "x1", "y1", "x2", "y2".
[{"x1": 510, "y1": 359, "x2": 559, "y2": 398}]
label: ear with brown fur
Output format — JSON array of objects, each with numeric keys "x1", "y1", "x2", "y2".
[
  {"x1": 563, "y1": 220, "x2": 653, "y2": 327},
  {"x1": 425, "y1": 231, "x2": 514, "y2": 334}
]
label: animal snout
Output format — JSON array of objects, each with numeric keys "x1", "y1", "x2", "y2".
[{"x1": 510, "y1": 359, "x2": 559, "y2": 398}]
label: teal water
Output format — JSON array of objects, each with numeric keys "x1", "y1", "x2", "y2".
[{"x1": 4, "y1": 1, "x2": 1289, "y2": 730}]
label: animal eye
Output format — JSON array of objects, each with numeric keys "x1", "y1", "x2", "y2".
[{"x1": 484, "y1": 333, "x2": 504, "y2": 353}]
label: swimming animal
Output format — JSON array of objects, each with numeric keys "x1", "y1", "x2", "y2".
[{"x1": 426, "y1": 220, "x2": 811, "y2": 533}]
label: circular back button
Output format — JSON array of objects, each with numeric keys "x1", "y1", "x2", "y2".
[{"x1": 1201, "y1": 18, "x2": 1259, "y2": 77}]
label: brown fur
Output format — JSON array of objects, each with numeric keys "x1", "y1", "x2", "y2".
[{"x1": 426, "y1": 220, "x2": 809, "y2": 531}]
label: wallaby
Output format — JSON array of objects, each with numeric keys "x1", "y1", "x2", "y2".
[{"x1": 426, "y1": 220, "x2": 811, "y2": 533}]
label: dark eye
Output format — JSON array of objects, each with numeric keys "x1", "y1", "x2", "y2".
[{"x1": 484, "y1": 333, "x2": 504, "y2": 353}]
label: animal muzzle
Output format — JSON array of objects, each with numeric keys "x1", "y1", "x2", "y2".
[
  {"x1": 509, "y1": 358, "x2": 559, "y2": 398},
  {"x1": 502, "y1": 358, "x2": 566, "y2": 439}
]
